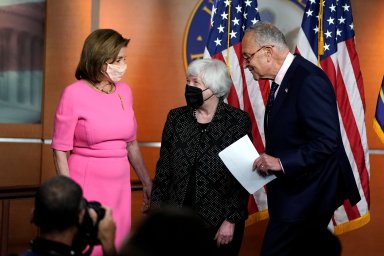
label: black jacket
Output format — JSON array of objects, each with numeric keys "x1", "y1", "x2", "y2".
[
  {"x1": 21, "y1": 237, "x2": 79, "y2": 256},
  {"x1": 151, "y1": 101, "x2": 252, "y2": 227}
]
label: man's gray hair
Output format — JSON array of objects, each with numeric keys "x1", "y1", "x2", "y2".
[{"x1": 245, "y1": 21, "x2": 288, "y2": 52}]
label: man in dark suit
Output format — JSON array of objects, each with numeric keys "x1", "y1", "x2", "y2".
[{"x1": 241, "y1": 22, "x2": 361, "y2": 256}]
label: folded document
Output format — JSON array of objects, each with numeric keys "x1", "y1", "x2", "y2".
[{"x1": 218, "y1": 135, "x2": 276, "y2": 194}]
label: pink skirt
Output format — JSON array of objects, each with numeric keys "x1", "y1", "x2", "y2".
[{"x1": 69, "y1": 154, "x2": 131, "y2": 255}]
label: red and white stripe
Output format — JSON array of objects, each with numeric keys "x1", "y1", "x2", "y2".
[
  {"x1": 296, "y1": 28, "x2": 370, "y2": 233},
  {"x1": 204, "y1": 44, "x2": 272, "y2": 219}
]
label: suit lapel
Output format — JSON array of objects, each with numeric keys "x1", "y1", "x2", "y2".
[{"x1": 266, "y1": 56, "x2": 301, "y2": 130}]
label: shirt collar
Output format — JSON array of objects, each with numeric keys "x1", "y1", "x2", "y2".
[{"x1": 274, "y1": 52, "x2": 295, "y2": 85}]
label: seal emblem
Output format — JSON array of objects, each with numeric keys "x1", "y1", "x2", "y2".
[{"x1": 183, "y1": 0, "x2": 306, "y2": 70}]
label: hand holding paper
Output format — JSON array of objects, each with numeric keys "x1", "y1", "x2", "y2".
[{"x1": 218, "y1": 135, "x2": 276, "y2": 194}]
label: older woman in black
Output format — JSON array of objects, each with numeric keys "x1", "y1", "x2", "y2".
[{"x1": 151, "y1": 59, "x2": 251, "y2": 256}]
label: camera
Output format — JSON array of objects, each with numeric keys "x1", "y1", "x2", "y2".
[{"x1": 73, "y1": 199, "x2": 106, "y2": 256}]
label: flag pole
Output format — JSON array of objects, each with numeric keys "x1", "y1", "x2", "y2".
[
  {"x1": 317, "y1": 0, "x2": 324, "y2": 66},
  {"x1": 226, "y1": 0, "x2": 231, "y2": 75}
]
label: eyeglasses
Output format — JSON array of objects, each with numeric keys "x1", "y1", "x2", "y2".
[{"x1": 243, "y1": 45, "x2": 274, "y2": 63}]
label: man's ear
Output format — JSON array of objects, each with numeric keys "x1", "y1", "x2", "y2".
[{"x1": 265, "y1": 47, "x2": 274, "y2": 62}]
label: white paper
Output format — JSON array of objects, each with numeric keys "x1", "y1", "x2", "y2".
[{"x1": 218, "y1": 135, "x2": 276, "y2": 194}]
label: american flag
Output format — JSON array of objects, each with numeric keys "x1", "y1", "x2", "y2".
[
  {"x1": 296, "y1": 0, "x2": 370, "y2": 233},
  {"x1": 204, "y1": 0, "x2": 272, "y2": 224},
  {"x1": 374, "y1": 76, "x2": 384, "y2": 144}
]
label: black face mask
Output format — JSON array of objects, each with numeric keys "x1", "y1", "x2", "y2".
[{"x1": 185, "y1": 84, "x2": 209, "y2": 109}]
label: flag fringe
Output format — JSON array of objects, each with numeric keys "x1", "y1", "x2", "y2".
[
  {"x1": 334, "y1": 212, "x2": 371, "y2": 235},
  {"x1": 245, "y1": 211, "x2": 371, "y2": 235},
  {"x1": 245, "y1": 209, "x2": 269, "y2": 226},
  {"x1": 373, "y1": 119, "x2": 384, "y2": 144}
]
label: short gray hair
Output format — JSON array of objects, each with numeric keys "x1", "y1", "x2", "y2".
[
  {"x1": 186, "y1": 59, "x2": 232, "y2": 98},
  {"x1": 245, "y1": 21, "x2": 288, "y2": 52}
]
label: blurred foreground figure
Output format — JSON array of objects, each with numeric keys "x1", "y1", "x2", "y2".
[
  {"x1": 21, "y1": 176, "x2": 116, "y2": 256},
  {"x1": 119, "y1": 208, "x2": 214, "y2": 256}
]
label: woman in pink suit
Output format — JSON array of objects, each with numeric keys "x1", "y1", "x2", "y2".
[{"x1": 51, "y1": 29, "x2": 152, "y2": 255}]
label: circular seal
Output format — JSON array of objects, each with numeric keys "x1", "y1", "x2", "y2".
[
  {"x1": 182, "y1": 0, "x2": 307, "y2": 70},
  {"x1": 182, "y1": 0, "x2": 212, "y2": 71}
]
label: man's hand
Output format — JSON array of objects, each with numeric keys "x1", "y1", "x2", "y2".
[{"x1": 253, "y1": 153, "x2": 282, "y2": 176}]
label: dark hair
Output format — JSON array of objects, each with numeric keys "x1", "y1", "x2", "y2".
[
  {"x1": 32, "y1": 176, "x2": 83, "y2": 232},
  {"x1": 75, "y1": 28, "x2": 130, "y2": 84}
]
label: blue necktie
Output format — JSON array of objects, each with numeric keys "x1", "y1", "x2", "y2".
[
  {"x1": 266, "y1": 82, "x2": 279, "y2": 127},
  {"x1": 267, "y1": 82, "x2": 279, "y2": 114}
]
